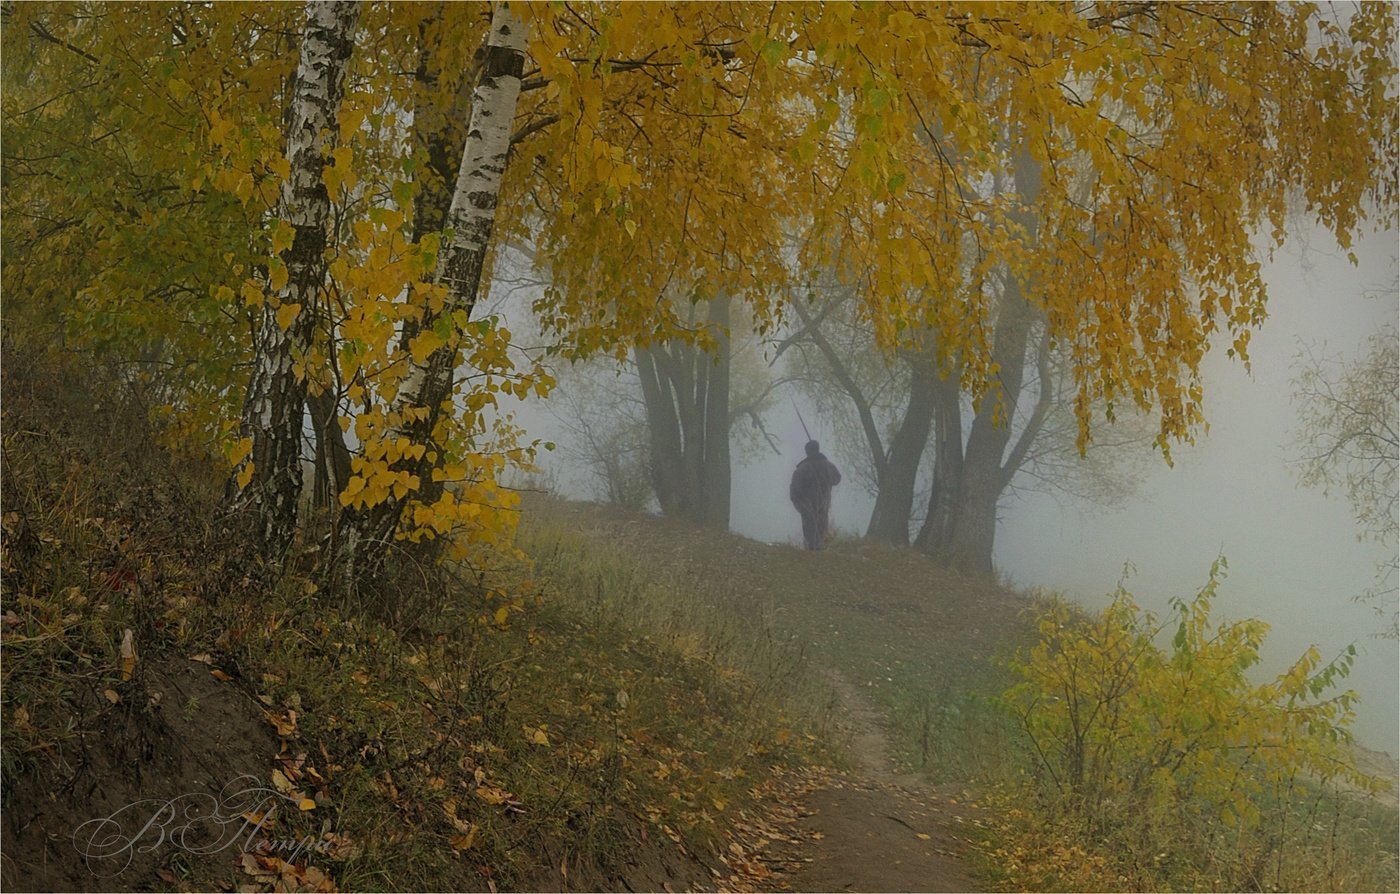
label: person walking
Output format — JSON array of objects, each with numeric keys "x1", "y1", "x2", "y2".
[{"x1": 789, "y1": 440, "x2": 841, "y2": 550}]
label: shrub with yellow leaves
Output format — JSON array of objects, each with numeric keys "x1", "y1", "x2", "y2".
[{"x1": 1001, "y1": 558, "x2": 1395, "y2": 891}]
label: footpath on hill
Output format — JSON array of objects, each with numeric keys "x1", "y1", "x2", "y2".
[
  {"x1": 714, "y1": 671, "x2": 986, "y2": 893},
  {"x1": 3, "y1": 350, "x2": 1009, "y2": 894},
  {"x1": 535, "y1": 500, "x2": 1029, "y2": 893}
]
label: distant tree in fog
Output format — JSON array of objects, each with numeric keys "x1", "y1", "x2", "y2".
[
  {"x1": 546, "y1": 301, "x2": 786, "y2": 525},
  {"x1": 545, "y1": 359, "x2": 653, "y2": 510},
  {"x1": 779, "y1": 147, "x2": 1156, "y2": 572},
  {"x1": 634, "y1": 295, "x2": 734, "y2": 527},
  {"x1": 1293, "y1": 325, "x2": 1399, "y2": 636},
  {"x1": 782, "y1": 269, "x2": 1155, "y2": 572}
]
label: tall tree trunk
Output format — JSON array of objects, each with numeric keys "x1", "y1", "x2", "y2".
[
  {"x1": 409, "y1": 4, "x2": 473, "y2": 245},
  {"x1": 916, "y1": 313, "x2": 1055, "y2": 573},
  {"x1": 700, "y1": 296, "x2": 731, "y2": 526},
  {"x1": 308, "y1": 386, "x2": 352, "y2": 508},
  {"x1": 399, "y1": 2, "x2": 474, "y2": 352},
  {"x1": 635, "y1": 344, "x2": 688, "y2": 516},
  {"x1": 634, "y1": 297, "x2": 733, "y2": 527},
  {"x1": 665, "y1": 342, "x2": 704, "y2": 514},
  {"x1": 941, "y1": 294, "x2": 1034, "y2": 572},
  {"x1": 335, "y1": 3, "x2": 526, "y2": 585},
  {"x1": 390, "y1": 6, "x2": 476, "y2": 564},
  {"x1": 917, "y1": 149, "x2": 1045, "y2": 574},
  {"x1": 226, "y1": 0, "x2": 360, "y2": 557},
  {"x1": 865, "y1": 359, "x2": 936, "y2": 544},
  {"x1": 914, "y1": 374, "x2": 963, "y2": 555}
]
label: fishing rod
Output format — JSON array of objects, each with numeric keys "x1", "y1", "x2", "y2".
[{"x1": 791, "y1": 398, "x2": 812, "y2": 442}]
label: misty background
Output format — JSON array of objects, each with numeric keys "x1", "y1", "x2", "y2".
[{"x1": 493, "y1": 222, "x2": 1398, "y2": 757}]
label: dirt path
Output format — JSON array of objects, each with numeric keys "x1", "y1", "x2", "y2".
[
  {"x1": 527, "y1": 501, "x2": 1004, "y2": 892},
  {"x1": 724, "y1": 672, "x2": 985, "y2": 893}
]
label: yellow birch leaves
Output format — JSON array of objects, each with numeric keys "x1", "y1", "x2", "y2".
[{"x1": 6, "y1": 3, "x2": 1394, "y2": 558}]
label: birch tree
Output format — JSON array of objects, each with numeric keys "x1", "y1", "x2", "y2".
[
  {"x1": 334, "y1": 3, "x2": 527, "y2": 584},
  {"x1": 226, "y1": 1, "x2": 361, "y2": 556}
]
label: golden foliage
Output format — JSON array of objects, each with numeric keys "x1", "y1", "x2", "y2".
[
  {"x1": 1002, "y1": 559, "x2": 1393, "y2": 889},
  {"x1": 4, "y1": 2, "x2": 1394, "y2": 558}
]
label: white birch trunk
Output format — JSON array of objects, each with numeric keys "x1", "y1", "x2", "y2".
[
  {"x1": 228, "y1": 0, "x2": 361, "y2": 556},
  {"x1": 336, "y1": 3, "x2": 527, "y2": 581}
]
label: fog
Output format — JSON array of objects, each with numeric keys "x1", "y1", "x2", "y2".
[
  {"x1": 994, "y1": 227, "x2": 1400, "y2": 756},
  {"x1": 501, "y1": 224, "x2": 1398, "y2": 756}
]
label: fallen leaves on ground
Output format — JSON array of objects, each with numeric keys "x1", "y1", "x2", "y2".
[
  {"x1": 238, "y1": 851, "x2": 337, "y2": 893},
  {"x1": 713, "y1": 766, "x2": 831, "y2": 893}
]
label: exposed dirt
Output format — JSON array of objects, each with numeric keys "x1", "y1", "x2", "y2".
[
  {"x1": 748, "y1": 673, "x2": 984, "y2": 893},
  {"x1": 528, "y1": 498, "x2": 1007, "y2": 892},
  {"x1": 2, "y1": 653, "x2": 281, "y2": 892},
  {"x1": 779, "y1": 778, "x2": 977, "y2": 893}
]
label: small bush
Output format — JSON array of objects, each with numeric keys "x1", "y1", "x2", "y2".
[{"x1": 999, "y1": 558, "x2": 1397, "y2": 891}]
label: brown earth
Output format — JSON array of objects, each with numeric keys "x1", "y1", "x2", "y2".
[
  {"x1": 1, "y1": 652, "x2": 282, "y2": 892},
  {"x1": 529, "y1": 498, "x2": 1011, "y2": 893},
  {"x1": 726, "y1": 672, "x2": 985, "y2": 893}
]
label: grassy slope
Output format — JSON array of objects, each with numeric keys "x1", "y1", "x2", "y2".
[
  {"x1": 7, "y1": 346, "x2": 1391, "y2": 893},
  {"x1": 0, "y1": 349, "x2": 828, "y2": 893},
  {"x1": 521, "y1": 499, "x2": 1039, "y2": 784},
  {"x1": 520, "y1": 500, "x2": 1400, "y2": 894}
]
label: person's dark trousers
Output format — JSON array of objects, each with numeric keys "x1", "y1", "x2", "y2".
[{"x1": 801, "y1": 511, "x2": 824, "y2": 550}]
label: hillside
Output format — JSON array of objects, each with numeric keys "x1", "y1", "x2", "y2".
[
  {"x1": 516, "y1": 497, "x2": 1041, "y2": 892},
  {"x1": 4, "y1": 347, "x2": 1394, "y2": 893},
  {"x1": 519, "y1": 498, "x2": 1034, "y2": 785},
  {"x1": 0, "y1": 348, "x2": 1028, "y2": 893}
]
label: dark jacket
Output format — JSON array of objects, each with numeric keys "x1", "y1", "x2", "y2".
[{"x1": 790, "y1": 452, "x2": 841, "y2": 515}]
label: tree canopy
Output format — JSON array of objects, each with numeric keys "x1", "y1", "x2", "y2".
[{"x1": 3, "y1": 1, "x2": 1394, "y2": 576}]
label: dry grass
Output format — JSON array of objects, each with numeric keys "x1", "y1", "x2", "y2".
[{"x1": 0, "y1": 346, "x2": 829, "y2": 892}]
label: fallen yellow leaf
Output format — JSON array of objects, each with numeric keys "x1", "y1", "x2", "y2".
[
  {"x1": 267, "y1": 709, "x2": 297, "y2": 736},
  {"x1": 443, "y1": 799, "x2": 472, "y2": 833},
  {"x1": 271, "y1": 768, "x2": 294, "y2": 794},
  {"x1": 450, "y1": 825, "x2": 479, "y2": 852},
  {"x1": 474, "y1": 785, "x2": 510, "y2": 806}
]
